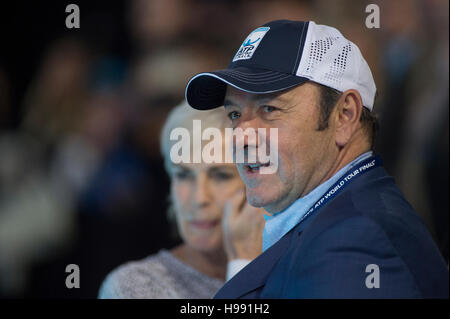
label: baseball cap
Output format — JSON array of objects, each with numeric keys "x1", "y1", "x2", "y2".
[{"x1": 185, "y1": 20, "x2": 376, "y2": 111}]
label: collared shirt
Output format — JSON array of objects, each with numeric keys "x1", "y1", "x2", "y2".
[
  {"x1": 262, "y1": 151, "x2": 374, "y2": 252},
  {"x1": 226, "y1": 259, "x2": 251, "y2": 281}
]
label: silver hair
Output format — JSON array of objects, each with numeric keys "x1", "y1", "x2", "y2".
[
  {"x1": 160, "y1": 101, "x2": 231, "y2": 238},
  {"x1": 160, "y1": 100, "x2": 230, "y2": 174}
]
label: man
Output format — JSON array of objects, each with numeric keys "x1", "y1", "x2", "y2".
[{"x1": 185, "y1": 20, "x2": 449, "y2": 298}]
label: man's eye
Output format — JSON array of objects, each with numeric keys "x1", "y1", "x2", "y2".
[
  {"x1": 228, "y1": 111, "x2": 241, "y2": 120},
  {"x1": 263, "y1": 105, "x2": 277, "y2": 113}
]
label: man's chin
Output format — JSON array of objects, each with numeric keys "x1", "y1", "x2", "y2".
[{"x1": 245, "y1": 187, "x2": 274, "y2": 208}]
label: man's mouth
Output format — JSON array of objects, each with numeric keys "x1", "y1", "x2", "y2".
[{"x1": 245, "y1": 162, "x2": 270, "y2": 173}]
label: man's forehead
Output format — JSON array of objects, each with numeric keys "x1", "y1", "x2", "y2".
[{"x1": 223, "y1": 86, "x2": 294, "y2": 107}]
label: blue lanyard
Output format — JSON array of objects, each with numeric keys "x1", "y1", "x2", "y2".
[{"x1": 298, "y1": 155, "x2": 383, "y2": 225}]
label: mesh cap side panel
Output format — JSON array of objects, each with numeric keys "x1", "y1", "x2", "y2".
[{"x1": 296, "y1": 21, "x2": 376, "y2": 110}]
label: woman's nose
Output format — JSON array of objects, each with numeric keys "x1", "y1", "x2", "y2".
[{"x1": 193, "y1": 174, "x2": 211, "y2": 208}]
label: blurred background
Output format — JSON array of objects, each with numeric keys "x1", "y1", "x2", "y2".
[{"x1": 0, "y1": 0, "x2": 447, "y2": 298}]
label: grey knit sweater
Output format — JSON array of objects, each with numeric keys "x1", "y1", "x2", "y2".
[{"x1": 98, "y1": 249, "x2": 225, "y2": 299}]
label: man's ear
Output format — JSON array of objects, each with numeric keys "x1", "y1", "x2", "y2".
[{"x1": 333, "y1": 89, "x2": 363, "y2": 148}]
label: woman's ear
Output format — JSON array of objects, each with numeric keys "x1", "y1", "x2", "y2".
[{"x1": 334, "y1": 89, "x2": 363, "y2": 148}]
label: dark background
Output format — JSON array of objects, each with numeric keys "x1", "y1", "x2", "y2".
[{"x1": 0, "y1": 0, "x2": 448, "y2": 298}]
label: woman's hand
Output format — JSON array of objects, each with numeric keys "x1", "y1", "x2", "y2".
[{"x1": 222, "y1": 189, "x2": 266, "y2": 261}]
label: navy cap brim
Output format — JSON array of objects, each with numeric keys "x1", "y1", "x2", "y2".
[{"x1": 185, "y1": 66, "x2": 309, "y2": 110}]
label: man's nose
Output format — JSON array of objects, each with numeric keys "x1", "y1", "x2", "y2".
[
  {"x1": 234, "y1": 116, "x2": 260, "y2": 146},
  {"x1": 194, "y1": 174, "x2": 211, "y2": 209},
  {"x1": 234, "y1": 111, "x2": 258, "y2": 130}
]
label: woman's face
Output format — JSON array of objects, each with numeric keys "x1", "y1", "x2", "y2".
[{"x1": 170, "y1": 160, "x2": 244, "y2": 252}]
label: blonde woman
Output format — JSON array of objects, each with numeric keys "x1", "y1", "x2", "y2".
[{"x1": 99, "y1": 101, "x2": 265, "y2": 298}]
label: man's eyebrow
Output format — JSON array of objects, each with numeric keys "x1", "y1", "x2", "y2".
[
  {"x1": 254, "y1": 94, "x2": 289, "y2": 104},
  {"x1": 223, "y1": 94, "x2": 288, "y2": 107},
  {"x1": 223, "y1": 98, "x2": 236, "y2": 107}
]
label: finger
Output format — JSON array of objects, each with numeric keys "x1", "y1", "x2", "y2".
[
  {"x1": 224, "y1": 188, "x2": 246, "y2": 219},
  {"x1": 237, "y1": 188, "x2": 247, "y2": 212},
  {"x1": 241, "y1": 203, "x2": 267, "y2": 225},
  {"x1": 241, "y1": 201, "x2": 264, "y2": 217}
]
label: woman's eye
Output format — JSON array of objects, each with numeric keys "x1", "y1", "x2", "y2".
[
  {"x1": 211, "y1": 172, "x2": 234, "y2": 181},
  {"x1": 173, "y1": 171, "x2": 192, "y2": 180},
  {"x1": 228, "y1": 111, "x2": 241, "y2": 120}
]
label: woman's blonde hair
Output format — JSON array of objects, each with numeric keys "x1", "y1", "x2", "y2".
[
  {"x1": 160, "y1": 100, "x2": 230, "y2": 174},
  {"x1": 160, "y1": 100, "x2": 231, "y2": 238}
]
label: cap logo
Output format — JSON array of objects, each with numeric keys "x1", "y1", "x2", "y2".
[{"x1": 232, "y1": 27, "x2": 270, "y2": 62}]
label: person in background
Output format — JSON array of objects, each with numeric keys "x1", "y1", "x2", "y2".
[{"x1": 98, "y1": 101, "x2": 265, "y2": 298}]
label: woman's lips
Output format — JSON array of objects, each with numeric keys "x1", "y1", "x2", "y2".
[{"x1": 190, "y1": 220, "x2": 220, "y2": 229}]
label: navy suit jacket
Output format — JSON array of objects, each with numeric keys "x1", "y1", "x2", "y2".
[{"x1": 215, "y1": 165, "x2": 449, "y2": 298}]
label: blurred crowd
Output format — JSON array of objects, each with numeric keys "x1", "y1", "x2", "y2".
[{"x1": 0, "y1": 0, "x2": 448, "y2": 298}]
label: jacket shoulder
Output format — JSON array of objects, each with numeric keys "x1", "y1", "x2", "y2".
[
  {"x1": 266, "y1": 169, "x2": 449, "y2": 298},
  {"x1": 266, "y1": 210, "x2": 423, "y2": 298}
]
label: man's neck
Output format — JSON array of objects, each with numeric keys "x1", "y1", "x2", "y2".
[
  {"x1": 319, "y1": 145, "x2": 371, "y2": 186},
  {"x1": 297, "y1": 135, "x2": 372, "y2": 208},
  {"x1": 264, "y1": 136, "x2": 371, "y2": 215}
]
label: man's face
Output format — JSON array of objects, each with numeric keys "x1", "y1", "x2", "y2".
[{"x1": 224, "y1": 83, "x2": 337, "y2": 214}]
